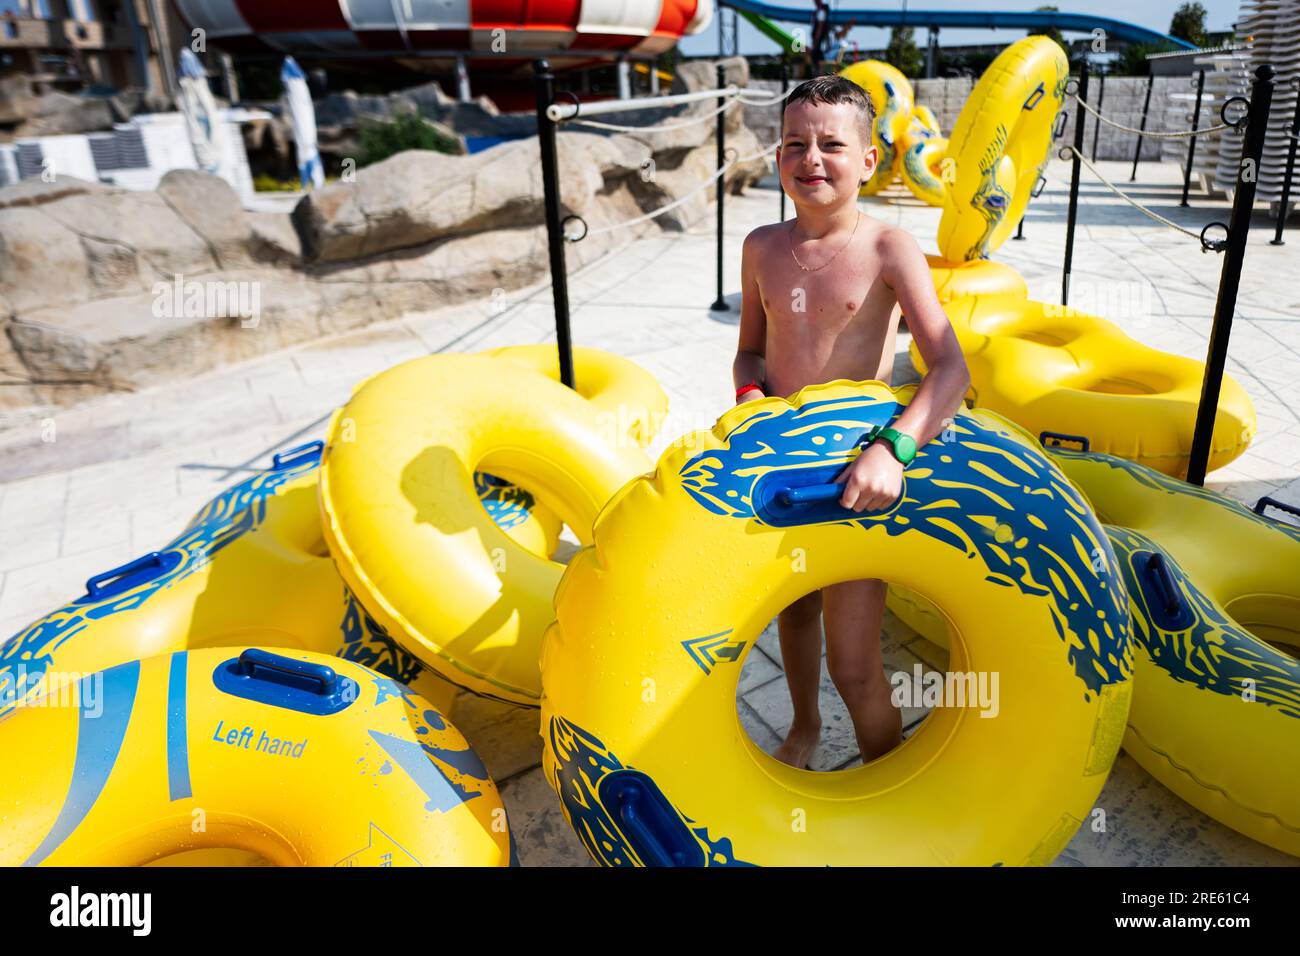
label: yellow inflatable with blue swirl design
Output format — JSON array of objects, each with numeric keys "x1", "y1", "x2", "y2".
[
  {"x1": 540, "y1": 380, "x2": 1133, "y2": 866},
  {"x1": 0, "y1": 647, "x2": 511, "y2": 866},
  {"x1": 1051, "y1": 448, "x2": 1300, "y2": 857},
  {"x1": 0, "y1": 441, "x2": 457, "y2": 721}
]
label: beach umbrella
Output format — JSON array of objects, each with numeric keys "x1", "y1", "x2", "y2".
[
  {"x1": 281, "y1": 56, "x2": 324, "y2": 190},
  {"x1": 177, "y1": 48, "x2": 225, "y2": 175}
]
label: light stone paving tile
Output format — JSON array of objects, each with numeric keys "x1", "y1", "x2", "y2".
[
  {"x1": 0, "y1": 471, "x2": 69, "y2": 531},
  {"x1": 1, "y1": 541, "x2": 134, "y2": 627},
  {"x1": 497, "y1": 766, "x2": 594, "y2": 868},
  {"x1": 446, "y1": 693, "x2": 544, "y2": 784},
  {"x1": 737, "y1": 697, "x2": 782, "y2": 753},
  {"x1": 737, "y1": 644, "x2": 781, "y2": 695},
  {"x1": 0, "y1": 520, "x2": 61, "y2": 573},
  {"x1": 63, "y1": 465, "x2": 182, "y2": 520},
  {"x1": 1246, "y1": 428, "x2": 1300, "y2": 470},
  {"x1": 1224, "y1": 448, "x2": 1296, "y2": 483},
  {"x1": 58, "y1": 508, "x2": 131, "y2": 561},
  {"x1": 269, "y1": 382, "x2": 354, "y2": 425}
]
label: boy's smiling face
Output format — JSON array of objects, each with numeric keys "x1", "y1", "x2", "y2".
[{"x1": 778, "y1": 99, "x2": 878, "y2": 211}]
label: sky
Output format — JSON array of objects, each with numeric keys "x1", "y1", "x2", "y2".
[{"x1": 678, "y1": 0, "x2": 1249, "y2": 57}]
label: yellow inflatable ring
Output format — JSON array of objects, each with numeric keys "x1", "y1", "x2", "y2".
[
  {"x1": 840, "y1": 60, "x2": 914, "y2": 196},
  {"x1": 925, "y1": 256, "x2": 1029, "y2": 303},
  {"x1": 320, "y1": 353, "x2": 651, "y2": 706},
  {"x1": 912, "y1": 294, "x2": 1256, "y2": 475},
  {"x1": 1051, "y1": 448, "x2": 1300, "y2": 856},
  {"x1": 482, "y1": 344, "x2": 669, "y2": 450},
  {"x1": 1, "y1": 647, "x2": 511, "y2": 866},
  {"x1": 902, "y1": 136, "x2": 948, "y2": 206},
  {"x1": 540, "y1": 381, "x2": 1133, "y2": 866},
  {"x1": 0, "y1": 442, "x2": 457, "y2": 720},
  {"x1": 937, "y1": 36, "x2": 1067, "y2": 262}
]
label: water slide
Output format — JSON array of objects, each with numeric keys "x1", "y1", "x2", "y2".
[{"x1": 719, "y1": 0, "x2": 1194, "y2": 51}]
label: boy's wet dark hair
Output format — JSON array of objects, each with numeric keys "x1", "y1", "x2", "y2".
[{"x1": 782, "y1": 75, "x2": 876, "y2": 146}]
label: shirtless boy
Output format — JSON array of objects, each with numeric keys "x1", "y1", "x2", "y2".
[{"x1": 733, "y1": 75, "x2": 971, "y2": 769}]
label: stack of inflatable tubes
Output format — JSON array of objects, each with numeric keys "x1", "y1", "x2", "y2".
[
  {"x1": 0, "y1": 647, "x2": 512, "y2": 866},
  {"x1": 839, "y1": 60, "x2": 914, "y2": 196},
  {"x1": 320, "y1": 349, "x2": 662, "y2": 707},
  {"x1": 0, "y1": 440, "x2": 460, "y2": 721},
  {"x1": 911, "y1": 294, "x2": 1256, "y2": 476},
  {"x1": 0, "y1": 343, "x2": 667, "y2": 866},
  {"x1": 891, "y1": 443, "x2": 1300, "y2": 858},
  {"x1": 540, "y1": 380, "x2": 1133, "y2": 866}
]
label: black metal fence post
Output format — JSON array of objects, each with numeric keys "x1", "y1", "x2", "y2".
[
  {"x1": 1130, "y1": 69, "x2": 1154, "y2": 181},
  {"x1": 1062, "y1": 63, "x2": 1089, "y2": 306},
  {"x1": 1187, "y1": 65, "x2": 1275, "y2": 486},
  {"x1": 711, "y1": 63, "x2": 730, "y2": 311},
  {"x1": 1270, "y1": 78, "x2": 1300, "y2": 246},
  {"x1": 780, "y1": 55, "x2": 788, "y2": 222},
  {"x1": 1091, "y1": 68, "x2": 1105, "y2": 161},
  {"x1": 1181, "y1": 69, "x2": 1206, "y2": 208},
  {"x1": 1014, "y1": 217, "x2": 1025, "y2": 240},
  {"x1": 533, "y1": 59, "x2": 575, "y2": 389}
]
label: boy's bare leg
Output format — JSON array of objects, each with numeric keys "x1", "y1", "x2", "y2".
[
  {"x1": 823, "y1": 578, "x2": 903, "y2": 763},
  {"x1": 771, "y1": 590, "x2": 824, "y2": 768}
]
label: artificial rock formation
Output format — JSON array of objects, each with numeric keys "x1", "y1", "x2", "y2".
[{"x1": 0, "y1": 61, "x2": 769, "y2": 425}]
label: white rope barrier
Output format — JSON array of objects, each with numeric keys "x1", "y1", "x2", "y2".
[
  {"x1": 1072, "y1": 94, "x2": 1236, "y2": 138},
  {"x1": 735, "y1": 85, "x2": 797, "y2": 107},
  {"x1": 1060, "y1": 145, "x2": 1210, "y2": 244},
  {"x1": 548, "y1": 85, "x2": 742, "y2": 122},
  {"x1": 566, "y1": 96, "x2": 737, "y2": 134},
  {"x1": 575, "y1": 155, "x2": 743, "y2": 239}
]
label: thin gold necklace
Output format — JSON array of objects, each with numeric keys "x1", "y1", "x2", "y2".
[{"x1": 788, "y1": 211, "x2": 861, "y2": 272}]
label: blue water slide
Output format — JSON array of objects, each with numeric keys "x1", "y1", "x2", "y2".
[{"x1": 718, "y1": 0, "x2": 1195, "y2": 50}]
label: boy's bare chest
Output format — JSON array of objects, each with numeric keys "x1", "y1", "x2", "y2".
[{"x1": 757, "y1": 254, "x2": 887, "y2": 324}]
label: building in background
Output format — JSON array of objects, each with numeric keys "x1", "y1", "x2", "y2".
[{"x1": 0, "y1": 0, "x2": 186, "y2": 97}]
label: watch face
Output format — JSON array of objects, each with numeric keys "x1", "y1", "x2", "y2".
[{"x1": 895, "y1": 434, "x2": 917, "y2": 463}]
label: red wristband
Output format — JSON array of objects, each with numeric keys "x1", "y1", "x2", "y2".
[{"x1": 735, "y1": 380, "x2": 764, "y2": 400}]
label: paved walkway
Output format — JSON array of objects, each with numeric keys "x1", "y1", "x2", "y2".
[{"x1": 1, "y1": 159, "x2": 1296, "y2": 866}]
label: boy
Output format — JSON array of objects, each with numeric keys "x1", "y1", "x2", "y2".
[{"x1": 733, "y1": 75, "x2": 971, "y2": 769}]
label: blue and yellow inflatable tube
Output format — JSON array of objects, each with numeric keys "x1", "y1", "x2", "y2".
[
  {"x1": 0, "y1": 442, "x2": 458, "y2": 720},
  {"x1": 1052, "y1": 448, "x2": 1300, "y2": 857},
  {"x1": 540, "y1": 380, "x2": 1133, "y2": 866},
  {"x1": 0, "y1": 647, "x2": 511, "y2": 866}
]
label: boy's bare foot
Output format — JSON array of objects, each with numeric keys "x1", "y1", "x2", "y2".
[{"x1": 773, "y1": 720, "x2": 821, "y2": 769}]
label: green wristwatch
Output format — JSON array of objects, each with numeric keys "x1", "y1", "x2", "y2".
[{"x1": 872, "y1": 426, "x2": 917, "y2": 466}]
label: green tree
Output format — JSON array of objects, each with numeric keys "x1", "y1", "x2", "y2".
[
  {"x1": 884, "y1": 26, "x2": 923, "y2": 78},
  {"x1": 1028, "y1": 5, "x2": 1067, "y2": 51},
  {"x1": 1118, "y1": 41, "x2": 1178, "y2": 75},
  {"x1": 1169, "y1": 2, "x2": 1208, "y2": 47},
  {"x1": 358, "y1": 111, "x2": 460, "y2": 167}
]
